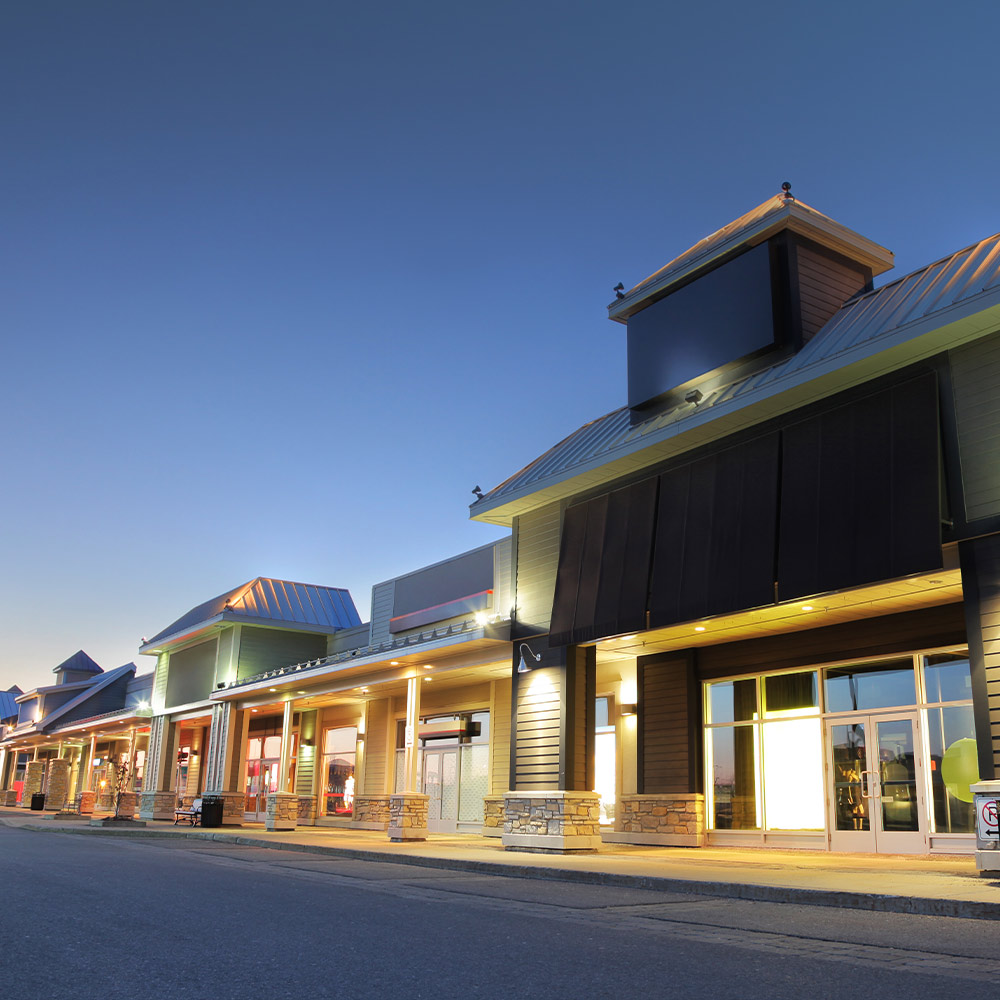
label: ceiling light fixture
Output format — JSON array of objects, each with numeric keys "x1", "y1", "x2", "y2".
[{"x1": 694, "y1": 626, "x2": 706, "y2": 632}]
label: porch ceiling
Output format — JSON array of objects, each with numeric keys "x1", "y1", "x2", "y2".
[{"x1": 594, "y1": 567, "x2": 963, "y2": 668}]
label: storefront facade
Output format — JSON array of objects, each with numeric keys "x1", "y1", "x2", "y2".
[{"x1": 470, "y1": 189, "x2": 1000, "y2": 854}]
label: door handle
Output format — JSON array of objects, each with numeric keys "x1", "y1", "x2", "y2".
[{"x1": 861, "y1": 771, "x2": 870, "y2": 799}]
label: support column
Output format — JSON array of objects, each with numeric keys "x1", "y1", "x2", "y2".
[
  {"x1": 388, "y1": 675, "x2": 428, "y2": 841},
  {"x1": 44, "y1": 758, "x2": 71, "y2": 811},
  {"x1": 502, "y1": 641, "x2": 601, "y2": 853},
  {"x1": 294, "y1": 709, "x2": 319, "y2": 826},
  {"x1": 79, "y1": 734, "x2": 97, "y2": 814},
  {"x1": 204, "y1": 702, "x2": 245, "y2": 825},
  {"x1": 115, "y1": 729, "x2": 139, "y2": 818},
  {"x1": 23, "y1": 760, "x2": 45, "y2": 807},
  {"x1": 0, "y1": 750, "x2": 15, "y2": 807},
  {"x1": 139, "y1": 716, "x2": 180, "y2": 820},
  {"x1": 266, "y1": 700, "x2": 297, "y2": 831}
]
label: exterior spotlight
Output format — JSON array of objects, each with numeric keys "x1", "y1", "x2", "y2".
[{"x1": 517, "y1": 643, "x2": 541, "y2": 674}]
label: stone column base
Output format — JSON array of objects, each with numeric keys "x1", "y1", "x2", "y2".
[
  {"x1": 502, "y1": 790, "x2": 602, "y2": 853},
  {"x1": 388, "y1": 793, "x2": 429, "y2": 841},
  {"x1": 23, "y1": 761, "x2": 45, "y2": 806},
  {"x1": 482, "y1": 794, "x2": 505, "y2": 838},
  {"x1": 352, "y1": 795, "x2": 391, "y2": 830},
  {"x1": 604, "y1": 793, "x2": 706, "y2": 847},
  {"x1": 265, "y1": 792, "x2": 298, "y2": 831},
  {"x1": 77, "y1": 791, "x2": 95, "y2": 815},
  {"x1": 1, "y1": 789, "x2": 18, "y2": 807},
  {"x1": 44, "y1": 758, "x2": 71, "y2": 811},
  {"x1": 115, "y1": 791, "x2": 138, "y2": 819},
  {"x1": 212, "y1": 791, "x2": 246, "y2": 825},
  {"x1": 139, "y1": 790, "x2": 177, "y2": 821},
  {"x1": 296, "y1": 796, "x2": 317, "y2": 826}
]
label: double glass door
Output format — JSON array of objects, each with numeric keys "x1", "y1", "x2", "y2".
[
  {"x1": 828, "y1": 712, "x2": 927, "y2": 853},
  {"x1": 244, "y1": 757, "x2": 279, "y2": 821},
  {"x1": 423, "y1": 748, "x2": 458, "y2": 833}
]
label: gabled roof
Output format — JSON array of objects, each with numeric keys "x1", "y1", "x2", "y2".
[
  {"x1": 142, "y1": 577, "x2": 362, "y2": 651},
  {"x1": 25, "y1": 663, "x2": 136, "y2": 735},
  {"x1": 472, "y1": 230, "x2": 1000, "y2": 525},
  {"x1": 52, "y1": 649, "x2": 103, "y2": 676},
  {"x1": 608, "y1": 192, "x2": 894, "y2": 323}
]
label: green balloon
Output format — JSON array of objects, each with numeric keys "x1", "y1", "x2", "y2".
[{"x1": 941, "y1": 737, "x2": 980, "y2": 803}]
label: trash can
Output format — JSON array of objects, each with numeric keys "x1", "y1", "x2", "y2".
[
  {"x1": 201, "y1": 795, "x2": 224, "y2": 829},
  {"x1": 30, "y1": 792, "x2": 46, "y2": 811}
]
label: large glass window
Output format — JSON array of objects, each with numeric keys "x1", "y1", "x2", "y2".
[
  {"x1": 322, "y1": 727, "x2": 357, "y2": 816},
  {"x1": 707, "y1": 670, "x2": 823, "y2": 832},
  {"x1": 922, "y1": 654, "x2": 979, "y2": 834},
  {"x1": 824, "y1": 659, "x2": 916, "y2": 713}
]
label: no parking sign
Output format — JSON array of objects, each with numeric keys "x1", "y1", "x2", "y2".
[{"x1": 975, "y1": 794, "x2": 999, "y2": 842}]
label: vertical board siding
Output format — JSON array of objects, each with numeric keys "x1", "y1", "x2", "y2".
[
  {"x1": 491, "y1": 677, "x2": 512, "y2": 794},
  {"x1": 951, "y1": 332, "x2": 1000, "y2": 522},
  {"x1": 778, "y1": 373, "x2": 941, "y2": 600},
  {"x1": 640, "y1": 654, "x2": 697, "y2": 794},
  {"x1": 513, "y1": 667, "x2": 562, "y2": 788},
  {"x1": 362, "y1": 698, "x2": 389, "y2": 795},
  {"x1": 960, "y1": 535, "x2": 1000, "y2": 777},
  {"x1": 650, "y1": 433, "x2": 780, "y2": 627},
  {"x1": 236, "y1": 627, "x2": 327, "y2": 681},
  {"x1": 515, "y1": 502, "x2": 562, "y2": 634},
  {"x1": 796, "y1": 243, "x2": 869, "y2": 342},
  {"x1": 369, "y1": 581, "x2": 395, "y2": 646},
  {"x1": 165, "y1": 639, "x2": 218, "y2": 708}
]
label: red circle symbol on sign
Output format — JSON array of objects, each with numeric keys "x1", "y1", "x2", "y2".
[{"x1": 982, "y1": 800, "x2": 999, "y2": 826}]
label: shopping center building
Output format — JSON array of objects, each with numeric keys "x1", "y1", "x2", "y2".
[
  {"x1": 470, "y1": 189, "x2": 1000, "y2": 855},
  {"x1": 137, "y1": 543, "x2": 513, "y2": 838}
]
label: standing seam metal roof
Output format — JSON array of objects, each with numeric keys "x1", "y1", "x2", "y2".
[
  {"x1": 474, "y1": 231, "x2": 1000, "y2": 509},
  {"x1": 145, "y1": 578, "x2": 362, "y2": 646}
]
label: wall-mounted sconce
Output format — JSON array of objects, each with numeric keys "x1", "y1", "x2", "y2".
[
  {"x1": 517, "y1": 643, "x2": 541, "y2": 674},
  {"x1": 620, "y1": 703, "x2": 637, "y2": 717}
]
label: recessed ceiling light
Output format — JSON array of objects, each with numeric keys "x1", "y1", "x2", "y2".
[
  {"x1": 251, "y1": 709, "x2": 258, "y2": 713},
  {"x1": 619, "y1": 635, "x2": 637, "y2": 641},
  {"x1": 422, "y1": 664, "x2": 433, "y2": 670},
  {"x1": 423, "y1": 677, "x2": 432, "y2": 682},
  {"x1": 928, "y1": 579, "x2": 943, "y2": 585},
  {"x1": 694, "y1": 626, "x2": 706, "y2": 632},
  {"x1": 801, "y1": 605, "x2": 814, "y2": 612},
  {"x1": 390, "y1": 661, "x2": 400, "y2": 666}
]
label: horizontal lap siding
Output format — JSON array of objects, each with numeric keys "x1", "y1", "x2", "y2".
[
  {"x1": 796, "y1": 244, "x2": 869, "y2": 342},
  {"x1": 640, "y1": 654, "x2": 697, "y2": 794},
  {"x1": 950, "y1": 332, "x2": 1000, "y2": 522},
  {"x1": 513, "y1": 666, "x2": 562, "y2": 789}
]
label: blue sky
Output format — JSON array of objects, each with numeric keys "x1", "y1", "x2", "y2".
[{"x1": 2, "y1": 2, "x2": 998, "y2": 692}]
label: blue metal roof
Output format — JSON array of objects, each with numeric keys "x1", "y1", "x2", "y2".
[
  {"x1": 0, "y1": 688, "x2": 19, "y2": 722},
  {"x1": 52, "y1": 649, "x2": 103, "y2": 675},
  {"x1": 144, "y1": 578, "x2": 362, "y2": 647},
  {"x1": 472, "y1": 231, "x2": 1000, "y2": 520}
]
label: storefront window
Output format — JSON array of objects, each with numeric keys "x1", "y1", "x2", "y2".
[
  {"x1": 922, "y1": 654, "x2": 979, "y2": 834},
  {"x1": 824, "y1": 659, "x2": 915, "y2": 713},
  {"x1": 707, "y1": 678, "x2": 757, "y2": 724},
  {"x1": 707, "y1": 725, "x2": 759, "y2": 830},
  {"x1": 594, "y1": 696, "x2": 616, "y2": 826},
  {"x1": 322, "y1": 727, "x2": 357, "y2": 816}
]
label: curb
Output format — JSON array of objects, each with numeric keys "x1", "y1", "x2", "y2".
[{"x1": 6, "y1": 817, "x2": 999, "y2": 920}]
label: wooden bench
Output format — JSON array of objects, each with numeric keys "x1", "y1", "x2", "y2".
[{"x1": 173, "y1": 797, "x2": 202, "y2": 826}]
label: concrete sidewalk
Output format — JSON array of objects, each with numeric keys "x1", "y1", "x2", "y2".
[{"x1": 3, "y1": 805, "x2": 998, "y2": 919}]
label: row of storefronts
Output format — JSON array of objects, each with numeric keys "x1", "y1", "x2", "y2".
[{"x1": 4, "y1": 190, "x2": 1000, "y2": 858}]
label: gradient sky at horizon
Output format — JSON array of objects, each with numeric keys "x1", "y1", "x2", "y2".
[{"x1": 3, "y1": 1, "x2": 999, "y2": 692}]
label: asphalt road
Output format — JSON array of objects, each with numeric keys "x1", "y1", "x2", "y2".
[{"x1": 2, "y1": 826, "x2": 998, "y2": 999}]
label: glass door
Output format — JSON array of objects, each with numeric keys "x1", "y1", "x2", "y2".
[
  {"x1": 423, "y1": 747, "x2": 459, "y2": 833},
  {"x1": 827, "y1": 712, "x2": 927, "y2": 853}
]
